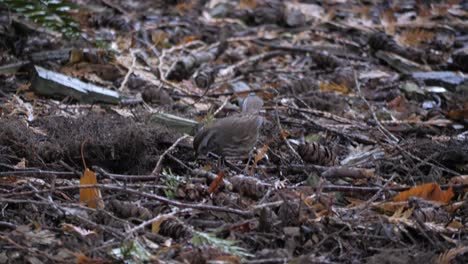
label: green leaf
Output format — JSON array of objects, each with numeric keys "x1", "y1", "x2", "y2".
[{"x1": 192, "y1": 231, "x2": 253, "y2": 258}]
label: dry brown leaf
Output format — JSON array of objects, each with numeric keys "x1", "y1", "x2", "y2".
[
  {"x1": 436, "y1": 246, "x2": 468, "y2": 264},
  {"x1": 279, "y1": 129, "x2": 290, "y2": 139},
  {"x1": 446, "y1": 108, "x2": 468, "y2": 120},
  {"x1": 181, "y1": 35, "x2": 198, "y2": 45},
  {"x1": 447, "y1": 220, "x2": 464, "y2": 229},
  {"x1": 390, "y1": 205, "x2": 413, "y2": 221},
  {"x1": 380, "y1": 9, "x2": 397, "y2": 35},
  {"x1": 74, "y1": 253, "x2": 110, "y2": 264},
  {"x1": 175, "y1": 1, "x2": 194, "y2": 15},
  {"x1": 116, "y1": 35, "x2": 133, "y2": 51},
  {"x1": 62, "y1": 223, "x2": 97, "y2": 239},
  {"x1": 450, "y1": 175, "x2": 468, "y2": 184},
  {"x1": 319, "y1": 81, "x2": 349, "y2": 94},
  {"x1": 80, "y1": 168, "x2": 105, "y2": 209},
  {"x1": 69, "y1": 49, "x2": 84, "y2": 64},
  {"x1": 397, "y1": 29, "x2": 435, "y2": 47},
  {"x1": 208, "y1": 171, "x2": 225, "y2": 194},
  {"x1": 392, "y1": 182, "x2": 454, "y2": 204},
  {"x1": 249, "y1": 144, "x2": 269, "y2": 175},
  {"x1": 443, "y1": 201, "x2": 466, "y2": 213},
  {"x1": 213, "y1": 255, "x2": 241, "y2": 264},
  {"x1": 0, "y1": 176, "x2": 17, "y2": 183},
  {"x1": 373, "y1": 201, "x2": 408, "y2": 213},
  {"x1": 16, "y1": 83, "x2": 31, "y2": 94},
  {"x1": 238, "y1": 0, "x2": 257, "y2": 10},
  {"x1": 151, "y1": 30, "x2": 168, "y2": 47},
  {"x1": 23, "y1": 92, "x2": 37, "y2": 101}
]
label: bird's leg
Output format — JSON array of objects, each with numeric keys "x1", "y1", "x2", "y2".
[
  {"x1": 207, "y1": 152, "x2": 222, "y2": 171},
  {"x1": 244, "y1": 149, "x2": 255, "y2": 175}
]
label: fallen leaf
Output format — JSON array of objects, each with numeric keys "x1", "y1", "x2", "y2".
[
  {"x1": 249, "y1": 144, "x2": 269, "y2": 175},
  {"x1": 80, "y1": 168, "x2": 105, "y2": 209},
  {"x1": 208, "y1": 171, "x2": 225, "y2": 194},
  {"x1": 319, "y1": 81, "x2": 349, "y2": 94},
  {"x1": 151, "y1": 216, "x2": 171, "y2": 234},
  {"x1": 74, "y1": 253, "x2": 110, "y2": 264},
  {"x1": 62, "y1": 223, "x2": 97, "y2": 239},
  {"x1": 446, "y1": 108, "x2": 468, "y2": 120},
  {"x1": 450, "y1": 175, "x2": 468, "y2": 184},
  {"x1": 238, "y1": 0, "x2": 257, "y2": 10},
  {"x1": 392, "y1": 182, "x2": 454, "y2": 204}
]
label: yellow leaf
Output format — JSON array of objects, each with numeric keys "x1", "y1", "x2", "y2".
[
  {"x1": 69, "y1": 49, "x2": 84, "y2": 64},
  {"x1": 319, "y1": 81, "x2": 349, "y2": 94},
  {"x1": 373, "y1": 201, "x2": 408, "y2": 213},
  {"x1": 80, "y1": 168, "x2": 104, "y2": 209},
  {"x1": 151, "y1": 216, "x2": 169, "y2": 234}
]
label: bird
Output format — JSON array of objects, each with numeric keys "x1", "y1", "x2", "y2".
[
  {"x1": 193, "y1": 114, "x2": 264, "y2": 159},
  {"x1": 241, "y1": 93, "x2": 264, "y2": 113},
  {"x1": 193, "y1": 94, "x2": 264, "y2": 159}
]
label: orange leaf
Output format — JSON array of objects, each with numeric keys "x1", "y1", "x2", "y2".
[
  {"x1": 279, "y1": 129, "x2": 290, "y2": 139},
  {"x1": 74, "y1": 253, "x2": 109, "y2": 264},
  {"x1": 0, "y1": 176, "x2": 17, "y2": 183},
  {"x1": 182, "y1": 35, "x2": 197, "y2": 44},
  {"x1": 208, "y1": 171, "x2": 225, "y2": 194},
  {"x1": 392, "y1": 182, "x2": 454, "y2": 204},
  {"x1": 80, "y1": 168, "x2": 105, "y2": 209},
  {"x1": 249, "y1": 144, "x2": 269, "y2": 175},
  {"x1": 447, "y1": 108, "x2": 468, "y2": 120}
]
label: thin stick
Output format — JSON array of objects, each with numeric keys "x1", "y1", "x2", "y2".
[
  {"x1": 353, "y1": 70, "x2": 399, "y2": 144},
  {"x1": 119, "y1": 49, "x2": 139, "y2": 91},
  {"x1": 153, "y1": 134, "x2": 190, "y2": 181},
  {"x1": 125, "y1": 208, "x2": 192, "y2": 238},
  {"x1": 80, "y1": 138, "x2": 89, "y2": 169}
]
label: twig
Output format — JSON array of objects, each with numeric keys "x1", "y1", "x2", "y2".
[
  {"x1": 0, "y1": 169, "x2": 77, "y2": 178},
  {"x1": 119, "y1": 49, "x2": 139, "y2": 91},
  {"x1": 275, "y1": 101, "x2": 302, "y2": 161},
  {"x1": 353, "y1": 70, "x2": 399, "y2": 144},
  {"x1": 217, "y1": 51, "x2": 284, "y2": 81},
  {"x1": 152, "y1": 134, "x2": 190, "y2": 181},
  {"x1": 212, "y1": 97, "x2": 229, "y2": 117},
  {"x1": 2, "y1": 184, "x2": 253, "y2": 217},
  {"x1": 0, "y1": 235, "x2": 61, "y2": 262},
  {"x1": 354, "y1": 173, "x2": 398, "y2": 214},
  {"x1": 125, "y1": 208, "x2": 192, "y2": 238}
]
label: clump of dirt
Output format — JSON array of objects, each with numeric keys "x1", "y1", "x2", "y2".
[{"x1": 0, "y1": 113, "x2": 192, "y2": 173}]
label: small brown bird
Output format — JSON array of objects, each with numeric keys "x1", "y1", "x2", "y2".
[
  {"x1": 193, "y1": 114, "x2": 264, "y2": 159},
  {"x1": 194, "y1": 93, "x2": 264, "y2": 159}
]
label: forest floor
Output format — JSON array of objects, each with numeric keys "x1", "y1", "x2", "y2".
[{"x1": 0, "y1": 0, "x2": 468, "y2": 263}]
